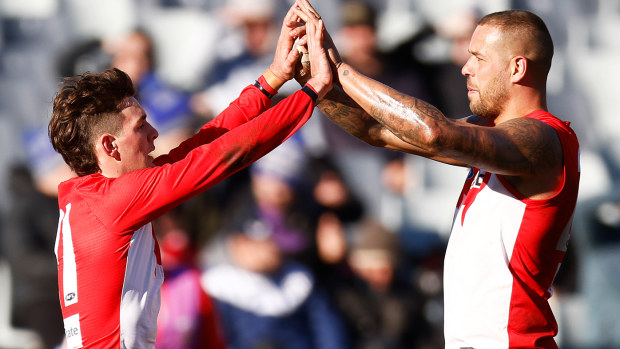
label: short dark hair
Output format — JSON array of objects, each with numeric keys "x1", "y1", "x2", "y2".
[
  {"x1": 49, "y1": 68, "x2": 135, "y2": 176},
  {"x1": 479, "y1": 10, "x2": 554, "y2": 73}
]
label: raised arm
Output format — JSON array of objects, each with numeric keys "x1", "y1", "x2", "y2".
[
  {"x1": 318, "y1": 85, "x2": 476, "y2": 166},
  {"x1": 155, "y1": 4, "x2": 309, "y2": 165},
  {"x1": 290, "y1": 0, "x2": 467, "y2": 165},
  {"x1": 111, "y1": 87, "x2": 320, "y2": 232},
  {"x1": 120, "y1": 5, "x2": 336, "y2": 228},
  {"x1": 331, "y1": 57, "x2": 561, "y2": 181},
  {"x1": 293, "y1": 0, "x2": 562, "y2": 183}
]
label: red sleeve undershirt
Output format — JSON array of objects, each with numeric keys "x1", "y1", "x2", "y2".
[
  {"x1": 87, "y1": 84, "x2": 316, "y2": 232},
  {"x1": 153, "y1": 81, "x2": 274, "y2": 165}
]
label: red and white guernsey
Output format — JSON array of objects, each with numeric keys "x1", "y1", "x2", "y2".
[
  {"x1": 444, "y1": 111, "x2": 580, "y2": 349},
  {"x1": 54, "y1": 84, "x2": 317, "y2": 348}
]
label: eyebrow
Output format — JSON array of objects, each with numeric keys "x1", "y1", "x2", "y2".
[
  {"x1": 130, "y1": 112, "x2": 147, "y2": 128},
  {"x1": 469, "y1": 49, "x2": 485, "y2": 59}
]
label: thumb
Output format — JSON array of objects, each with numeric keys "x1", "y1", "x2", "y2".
[{"x1": 287, "y1": 47, "x2": 301, "y2": 64}]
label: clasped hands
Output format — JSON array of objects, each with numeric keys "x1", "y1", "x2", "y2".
[{"x1": 267, "y1": 0, "x2": 342, "y2": 101}]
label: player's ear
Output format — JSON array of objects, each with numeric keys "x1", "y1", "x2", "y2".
[
  {"x1": 101, "y1": 134, "x2": 118, "y2": 157},
  {"x1": 510, "y1": 56, "x2": 527, "y2": 83}
]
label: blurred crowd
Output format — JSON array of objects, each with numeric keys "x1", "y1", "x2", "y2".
[{"x1": 1, "y1": 0, "x2": 620, "y2": 348}]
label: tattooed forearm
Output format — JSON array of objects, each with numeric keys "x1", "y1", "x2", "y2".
[
  {"x1": 413, "y1": 98, "x2": 444, "y2": 122},
  {"x1": 318, "y1": 87, "x2": 378, "y2": 140},
  {"x1": 364, "y1": 84, "x2": 448, "y2": 148}
]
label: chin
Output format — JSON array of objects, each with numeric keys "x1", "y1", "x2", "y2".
[{"x1": 471, "y1": 104, "x2": 496, "y2": 120}]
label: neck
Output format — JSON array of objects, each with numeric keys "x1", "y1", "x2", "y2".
[
  {"x1": 97, "y1": 157, "x2": 124, "y2": 178},
  {"x1": 496, "y1": 86, "x2": 547, "y2": 124},
  {"x1": 99, "y1": 168, "x2": 121, "y2": 178}
]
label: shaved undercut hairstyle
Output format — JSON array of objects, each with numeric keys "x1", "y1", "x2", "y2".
[
  {"x1": 479, "y1": 10, "x2": 554, "y2": 74},
  {"x1": 49, "y1": 68, "x2": 135, "y2": 176}
]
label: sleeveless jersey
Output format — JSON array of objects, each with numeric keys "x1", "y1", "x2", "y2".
[
  {"x1": 54, "y1": 85, "x2": 316, "y2": 348},
  {"x1": 443, "y1": 111, "x2": 580, "y2": 348}
]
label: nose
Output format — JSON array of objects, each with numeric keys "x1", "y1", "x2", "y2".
[
  {"x1": 148, "y1": 122, "x2": 159, "y2": 141},
  {"x1": 461, "y1": 56, "x2": 473, "y2": 77}
]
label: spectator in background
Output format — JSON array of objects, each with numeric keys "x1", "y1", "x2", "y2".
[
  {"x1": 334, "y1": 218, "x2": 440, "y2": 349},
  {"x1": 312, "y1": 156, "x2": 364, "y2": 268},
  {"x1": 428, "y1": 8, "x2": 481, "y2": 119},
  {"x1": 201, "y1": 138, "x2": 358, "y2": 348},
  {"x1": 211, "y1": 138, "x2": 320, "y2": 269},
  {"x1": 1, "y1": 126, "x2": 73, "y2": 348},
  {"x1": 192, "y1": 0, "x2": 287, "y2": 118},
  {"x1": 106, "y1": 29, "x2": 197, "y2": 156},
  {"x1": 56, "y1": 38, "x2": 112, "y2": 79},
  {"x1": 201, "y1": 218, "x2": 349, "y2": 349},
  {"x1": 572, "y1": 188, "x2": 620, "y2": 348},
  {"x1": 55, "y1": 28, "x2": 198, "y2": 157},
  {"x1": 205, "y1": 137, "x2": 364, "y2": 273},
  {"x1": 154, "y1": 206, "x2": 226, "y2": 349},
  {"x1": 333, "y1": 1, "x2": 430, "y2": 94},
  {"x1": 314, "y1": 1, "x2": 434, "y2": 224}
]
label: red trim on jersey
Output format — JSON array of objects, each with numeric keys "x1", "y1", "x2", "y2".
[{"x1": 504, "y1": 111, "x2": 579, "y2": 348}]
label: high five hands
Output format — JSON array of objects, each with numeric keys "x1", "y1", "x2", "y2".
[
  {"x1": 269, "y1": 1, "x2": 332, "y2": 101},
  {"x1": 266, "y1": 2, "x2": 332, "y2": 100},
  {"x1": 286, "y1": 0, "x2": 342, "y2": 92}
]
